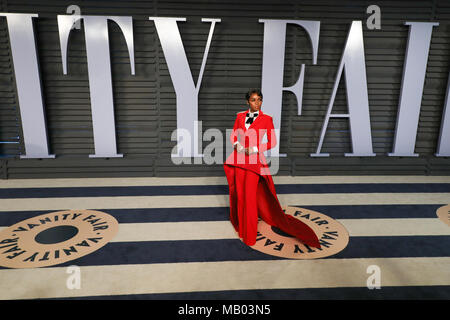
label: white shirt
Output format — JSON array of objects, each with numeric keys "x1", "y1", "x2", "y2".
[{"x1": 245, "y1": 110, "x2": 259, "y2": 130}]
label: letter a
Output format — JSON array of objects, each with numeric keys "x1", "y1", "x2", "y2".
[
  {"x1": 311, "y1": 21, "x2": 375, "y2": 157},
  {"x1": 436, "y1": 73, "x2": 450, "y2": 156}
]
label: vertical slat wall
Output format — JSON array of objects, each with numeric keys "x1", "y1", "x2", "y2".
[{"x1": 0, "y1": 0, "x2": 448, "y2": 178}]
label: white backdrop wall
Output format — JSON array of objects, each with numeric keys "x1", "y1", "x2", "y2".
[{"x1": 0, "y1": 0, "x2": 449, "y2": 178}]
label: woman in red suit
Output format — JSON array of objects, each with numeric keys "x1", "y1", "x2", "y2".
[{"x1": 223, "y1": 89, "x2": 321, "y2": 248}]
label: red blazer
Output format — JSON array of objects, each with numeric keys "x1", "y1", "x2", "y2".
[{"x1": 224, "y1": 110, "x2": 276, "y2": 175}]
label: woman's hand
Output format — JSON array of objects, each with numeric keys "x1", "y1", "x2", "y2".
[
  {"x1": 234, "y1": 142, "x2": 244, "y2": 153},
  {"x1": 234, "y1": 143, "x2": 257, "y2": 155},
  {"x1": 244, "y1": 147, "x2": 255, "y2": 155}
]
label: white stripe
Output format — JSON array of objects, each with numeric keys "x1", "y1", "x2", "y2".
[
  {"x1": 111, "y1": 221, "x2": 238, "y2": 241},
  {"x1": 111, "y1": 218, "x2": 450, "y2": 241},
  {"x1": 279, "y1": 193, "x2": 450, "y2": 206},
  {"x1": 0, "y1": 175, "x2": 449, "y2": 188},
  {"x1": 0, "y1": 193, "x2": 448, "y2": 212},
  {"x1": 0, "y1": 218, "x2": 447, "y2": 241},
  {"x1": 339, "y1": 218, "x2": 450, "y2": 237},
  {"x1": 0, "y1": 257, "x2": 449, "y2": 299},
  {"x1": 108, "y1": 218, "x2": 449, "y2": 241}
]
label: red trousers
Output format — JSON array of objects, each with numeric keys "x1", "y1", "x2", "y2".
[
  {"x1": 224, "y1": 164, "x2": 320, "y2": 248},
  {"x1": 235, "y1": 166, "x2": 259, "y2": 244}
]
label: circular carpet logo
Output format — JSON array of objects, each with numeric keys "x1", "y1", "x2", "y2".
[
  {"x1": 436, "y1": 204, "x2": 450, "y2": 227},
  {"x1": 250, "y1": 206, "x2": 349, "y2": 259},
  {"x1": 0, "y1": 210, "x2": 118, "y2": 269}
]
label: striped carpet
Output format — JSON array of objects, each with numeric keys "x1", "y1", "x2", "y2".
[{"x1": 0, "y1": 175, "x2": 449, "y2": 300}]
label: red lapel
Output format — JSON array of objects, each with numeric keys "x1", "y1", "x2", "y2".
[
  {"x1": 249, "y1": 110, "x2": 264, "y2": 130},
  {"x1": 240, "y1": 111, "x2": 247, "y2": 131}
]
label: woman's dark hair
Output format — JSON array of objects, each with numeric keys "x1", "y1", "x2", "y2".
[{"x1": 245, "y1": 88, "x2": 263, "y2": 101}]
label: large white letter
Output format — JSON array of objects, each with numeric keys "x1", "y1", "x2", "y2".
[
  {"x1": 311, "y1": 21, "x2": 375, "y2": 157},
  {"x1": 149, "y1": 17, "x2": 220, "y2": 158},
  {"x1": 58, "y1": 15, "x2": 135, "y2": 158},
  {"x1": 0, "y1": 13, "x2": 55, "y2": 159},
  {"x1": 436, "y1": 72, "x2": 450, "y2": 156},
  {"x1": 259, "y1": 19, "x2": 320, "y2": 156},
  {"x1": 389, "y1": 22, "x2": 438, "y2": 157}
]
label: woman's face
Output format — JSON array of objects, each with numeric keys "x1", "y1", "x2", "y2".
[{"x1": 247, "y1": 93, "x2": 262, "y2": 113}]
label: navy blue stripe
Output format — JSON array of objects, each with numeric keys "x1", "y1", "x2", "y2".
[
  {"x1": 52, "y1": 285, "x2": 450, "y2": 300},
  {"x1": 0, "y1": 205, "x2": 443, "y2": 227},
  {"x1": 0, "y1": 205, "x2": 444, "y2": 227},
  {"x1": 0, "y1": 185, "x2": 221, "y2": 199},
  {"x1": 1, "y1": 235, "x2": 448, "y2": 270},
  {"x1": 0, "y1": 208, "x2": 229, "y2": 227},
  {"x1": 0, "y1": 183, "x2": 449, "y2": 198}
]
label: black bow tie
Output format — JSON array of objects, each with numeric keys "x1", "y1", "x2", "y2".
[{"x1": 246, "y1": 113, "x2": 258, "y2": 124}]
